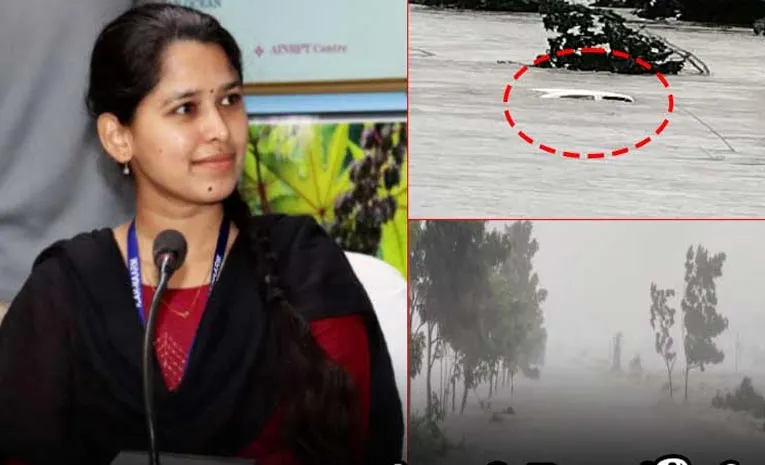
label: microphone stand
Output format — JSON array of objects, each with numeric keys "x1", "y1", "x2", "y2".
[
  {"x1": 111, "y1": 255, "x2": 254, "y2": 465},
  {"x1": 143, "y1": 255, "x2": 173, "y2": 465}
]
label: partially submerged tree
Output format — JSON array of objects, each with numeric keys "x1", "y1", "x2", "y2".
[
  {"x1": 649, "y1": 283, "x2": 678, "y2": 398},
  {"x1": 681, "y1": 245, "x2": 729, "y2": 401},
  {"x1": 536, "y1": 0, "x2": 687, "y2": 74}
]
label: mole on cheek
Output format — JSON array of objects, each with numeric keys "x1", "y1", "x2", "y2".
[{"x1": 207, "y1": 186, "x2": 213, "y2": 192}]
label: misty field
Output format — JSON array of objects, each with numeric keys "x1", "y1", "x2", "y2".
[{"x1": 411, "y1": 360, "x2": 765, "y2": 464}]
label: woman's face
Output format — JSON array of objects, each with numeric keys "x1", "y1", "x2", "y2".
[{"x1": 127, "y1": 40, "x2": 248, "y2": 205}]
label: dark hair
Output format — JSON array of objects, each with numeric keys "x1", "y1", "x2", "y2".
[{"x1": 86, "y1": 4, "x2": 358, "y2": 463}]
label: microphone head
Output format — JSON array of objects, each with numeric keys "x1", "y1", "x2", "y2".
[{"x1": 152, "y1": 229, "x2": 187, "y2": 272}]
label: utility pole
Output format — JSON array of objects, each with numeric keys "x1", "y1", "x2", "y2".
[{"x1": 608, "y1": 338, "x2": 612, "y2": 366}]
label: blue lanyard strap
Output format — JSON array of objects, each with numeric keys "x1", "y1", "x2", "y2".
[{"x1": 127, "y1": 216, "x2": 230, "y2": 325}]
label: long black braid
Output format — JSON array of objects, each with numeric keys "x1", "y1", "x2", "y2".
[{"x1": 222, "y1": 189, "x2": 361, "y2": 465}]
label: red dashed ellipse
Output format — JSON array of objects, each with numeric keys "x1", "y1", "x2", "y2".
[{"x1": 502, "y1": 48, "x2": 675, "y2": 159}]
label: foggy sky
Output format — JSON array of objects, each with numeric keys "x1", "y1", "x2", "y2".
[{"x1": 488, "y1": 220, "x2": 765, "y2": 372}]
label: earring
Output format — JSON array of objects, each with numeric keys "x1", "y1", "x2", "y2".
[{"x1": 122, "y1": 163, "x2": 130, "y2": 176}]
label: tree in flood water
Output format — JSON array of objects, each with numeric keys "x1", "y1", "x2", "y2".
[{"x1": 536, "y1": 0, "x2": 686, "y2": 74}]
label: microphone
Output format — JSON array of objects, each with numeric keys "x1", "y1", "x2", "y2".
[
  {"x1": 152, "y1": 230, "x2": 187, "y2": 277},
  {"x1": 112, "y1": 231, "x2": 253, "y2": 465},
  {"x1": 145, "y1": 230, "x2": 188, "y2": 465}
]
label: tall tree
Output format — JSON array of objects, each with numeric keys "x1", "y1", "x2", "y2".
[
  {"x1": 500, "y1": 221, "x2": 548, "y2": 375},
  {"x1": 416, "y1": 221, "x2": 505, "y2": 417},
  {"x1": 649, "y1": 283, "x2": 677, "y2": 398},
  {"x1": 408, "y1": 220, "x2": 445, "y2": 422},
  {"x1": 450, "y1": 227, "x2": 510, "y2": 414},
  {"x1": 408, "y1": 221, "x2": 426, "y2": 380},
  {"x1": 681, "y1": 245, "x2": 728, "y2": 401}
]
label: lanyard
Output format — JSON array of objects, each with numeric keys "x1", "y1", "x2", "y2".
[{"x1": 127, "y1": 217, "x2": 230, "y2": 325}]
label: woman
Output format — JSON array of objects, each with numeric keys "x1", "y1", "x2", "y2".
[{"x1": 0, "y1": 4, "x2": 404, "y2": 465}]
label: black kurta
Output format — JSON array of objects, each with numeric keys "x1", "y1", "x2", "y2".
[{"x1": 0, "y1": 214, "x2": 403, "y2": 465}]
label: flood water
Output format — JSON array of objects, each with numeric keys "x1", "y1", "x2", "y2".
[{"x1": 409, "y1": 6, "x2": 765, "y2": 217}]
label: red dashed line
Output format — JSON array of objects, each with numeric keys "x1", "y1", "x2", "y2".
[
  {"x1": 539, "y1": 144, "x2": 557, "y2": 154},
  {"x1": 635, "y1": 136, "x2": 652, "y2": 148},
  {"x1": 504, "y1": 109, "x2": 516, "y2": 127},
  {"x1": 581, "y1": 47, "x2": 606, "y2": 54},
  {"x1": 587, "y1": 152, "x2": 606, "y2": 159},
  {"x1": 612, "y1": 50, "x2": 630, "y2": 59},
  {"x1": 534, "y1": 54, "x2": 550, "y2": 65},
  {"x1": 656, "y1": 73, "x2": 669, "y2": 88},
  {"x1": 556, "y1": 48, "x2": 575, "y2": 56},
  {"x1": 655, "y1": 119, "x2": 669, "y2": 135},
  {"x1": 667, "y1": 94, "x2": 675, "y2": 113},
  {"x1": 635, "y1": 58, "x2": 652, "y2": 70},
  {"x1": 518, "y1": 131, "x2": 534, "y2": 144},
  {"x1": 503, "y1": 85, "x2": 512, "y2": 103},
  {"x1": 612, "y1": 147, "x2": 630, "y2": 156},
  {"x1": 513, "y1": 66, "x2": 529, "y2": 80},
  {"x1": 563, "y1": 151, "x2": 581, "y2": 159}
]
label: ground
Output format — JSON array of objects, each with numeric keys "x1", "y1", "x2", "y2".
[{"x1": 411, "y1": 357, "x2": 765, "y2": 464}]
